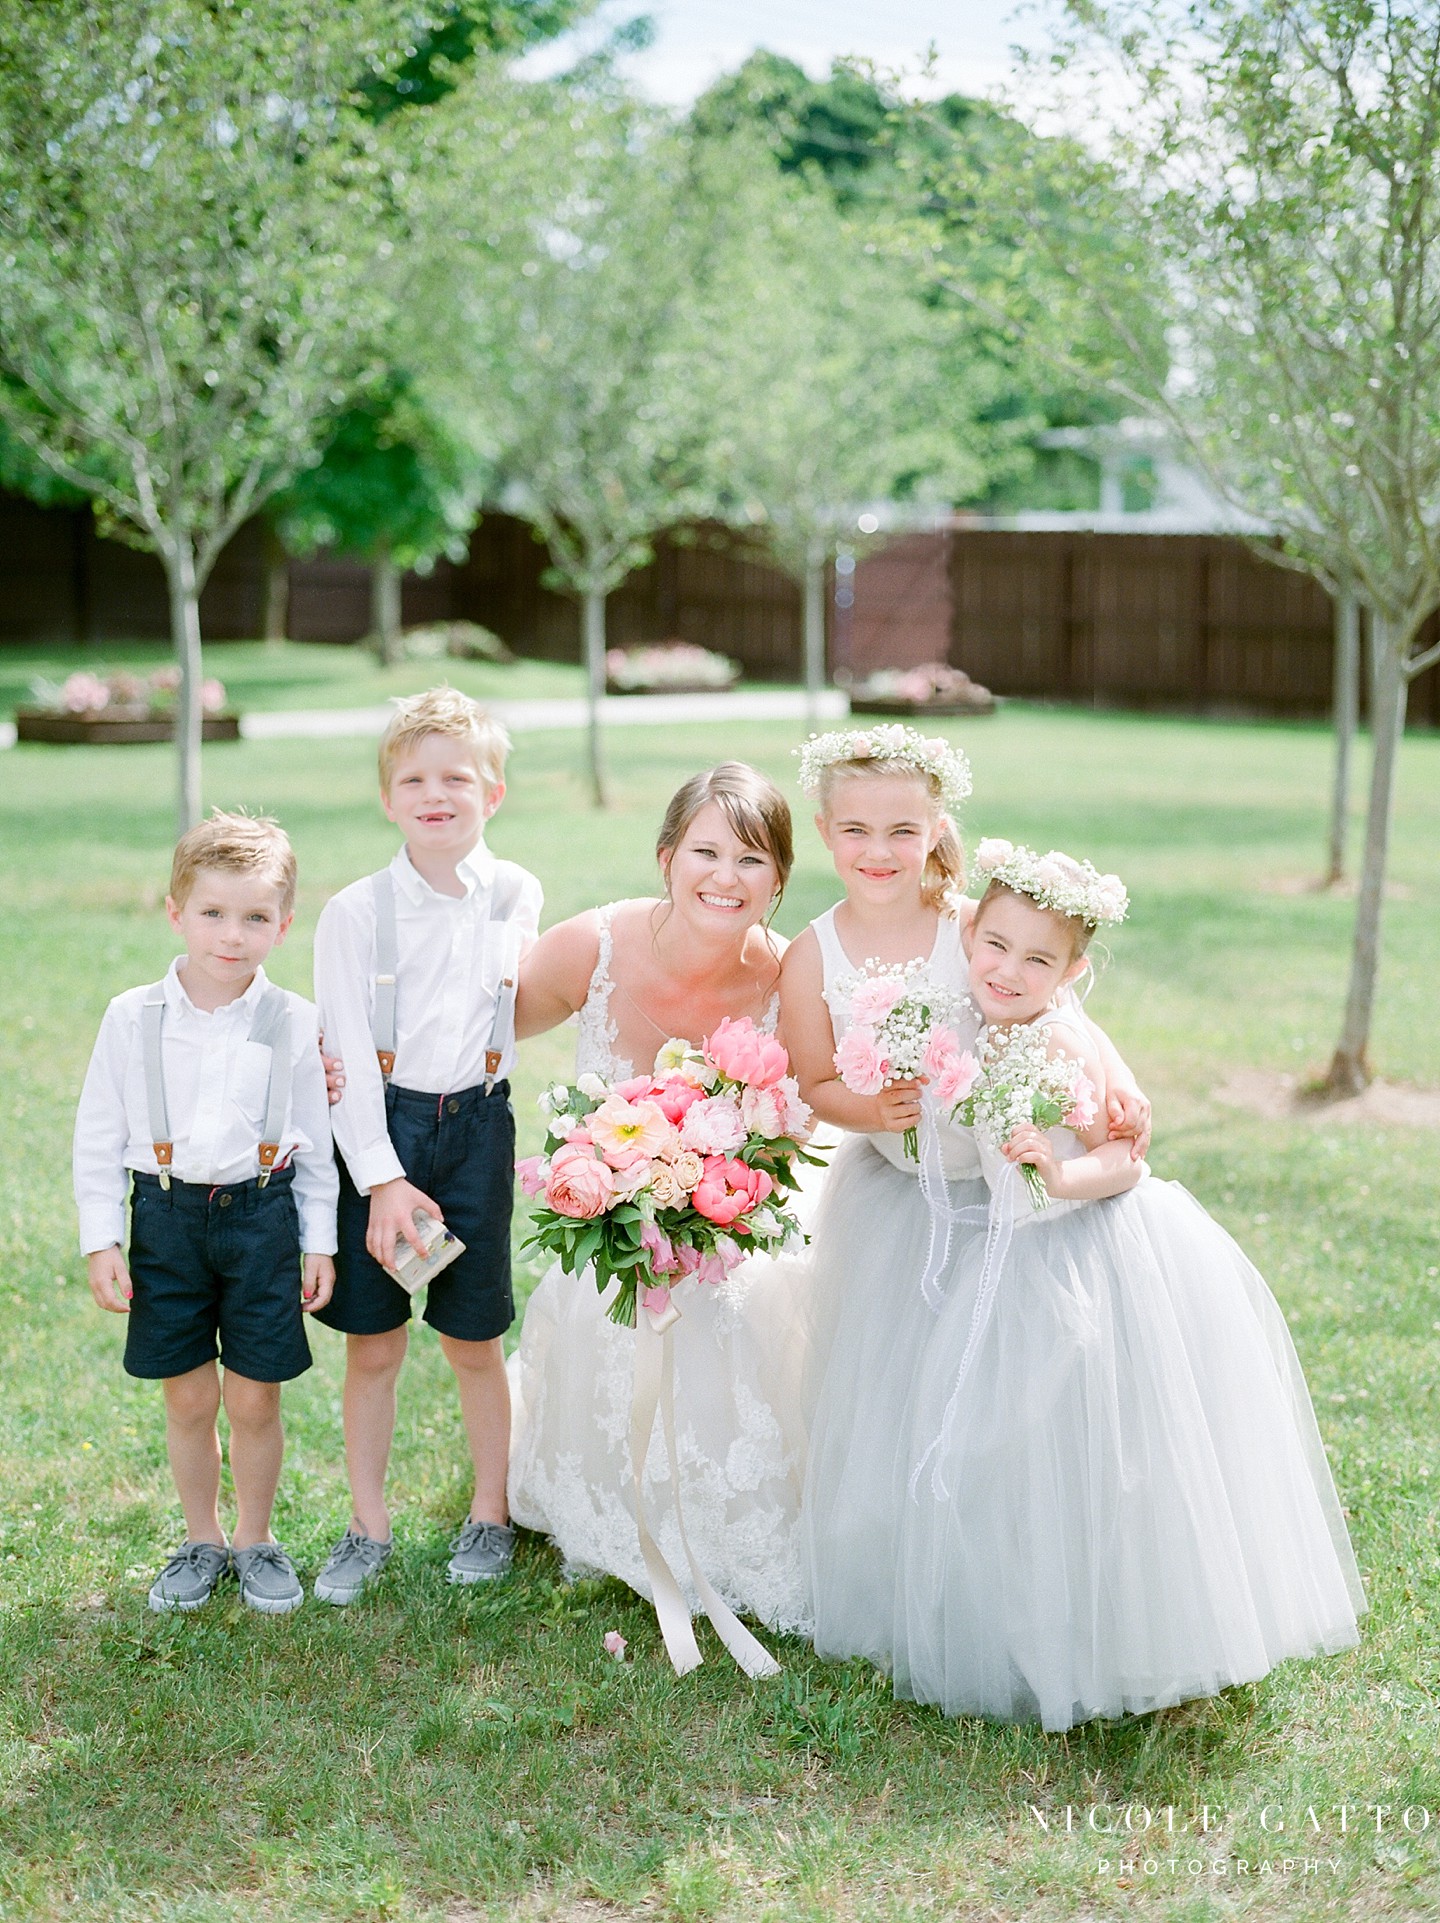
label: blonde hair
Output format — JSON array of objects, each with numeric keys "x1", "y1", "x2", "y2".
[
  {"x1": 378, "y1": 685, "x2": 511, "y2": 793},
  {"x1": 973, "y1": 880, "x2": 1096, "y2": 963},
  {"x1": 170, "y1": 810, "x2": 297, "y2": 918},
  {"x1": 817, "y1": 758, "x2": 965, "y2": 911},
  {"x1": 656, "y1": 762, "x2": 794, "y2": 901}
]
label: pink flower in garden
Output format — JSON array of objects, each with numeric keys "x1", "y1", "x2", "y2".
[
  {"x1": 705, "y1": 1017, "x2": 790, "y2": 1089},
  {"x1": 603, "y1": 1630, "x2": 628, "y2": 1660},
  {"x1": 691, "y1": 1156, "x2": 774, "y2": 1229},
  {"x1": 849, "y1": 975, "x2": 906, "y2": 1025},
  {"x1": 680, "y1": 1094, "x2": 748, "y2": 1156},
  {"x1": 62, "y1": 672, "x2": 111, "y2": 714},
  {"x1": 588, "y1": 1095, "x2": 674, "y2": 1170},
  {"x1": 151, "y1": 665, "x2": 182, "y2": 693},
  {"x1": 651, "y1": 1073, "x2": 704, "y2": 1126},
  {"x1": 740, "y1": 1075, "x2": 812, "y2": 1141},
  {"x1": 516, "y1": 1155, "x2": 549, "y2": 1197},
  {"x1": 834, "y1": 1027, "x2": 888, "y2": 1096},
  {"x1": 1064, "y1": 1073, "x2": 1099, "y2": 1131},
  {"x1": 200, "y1": 678, "x2": 227, "y2": 714},
  {"x1": 935, "y1": 1050, "x2": 980, "y2": 1110},
  {"x1": 544, "y1": 1144, "x2": 615, "y2": 1219}
]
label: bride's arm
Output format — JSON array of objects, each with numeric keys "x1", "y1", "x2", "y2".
[{"x1": 514, "y1": 913, "x2": 601, "y2": 1041}]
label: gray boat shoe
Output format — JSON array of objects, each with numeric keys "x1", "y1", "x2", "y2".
[
  {"x1": 147, "y1": 1540, "x2": 231, "y2": 1612},
  {"x1": 447, "y1": 1520, "x2": 516, "y2": 1584},
  {"x1": 313, "y1": 1528, "x2": 393, "y2": 1606},
  {"x1": 232, "y1": 1540, "x2": 304, "y2": 1615}
]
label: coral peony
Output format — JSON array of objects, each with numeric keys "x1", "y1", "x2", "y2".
[
  {"x1": 705, "y1": 1016, "x2": 790, "y2": 1089},
  {"x1": 544, "y1": 1144, "x2": 615, "y2": 1219},
  {"x1": 691, "y1": 1155, "x2": 774, "y2": 1228}
]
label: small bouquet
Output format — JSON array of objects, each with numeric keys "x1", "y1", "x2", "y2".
[
  {"x1": 832, "y1": 960, "x2": 968, "y2": 1160},
  {"x1": 518, "y1": 1018, "x2": 820, "y2": 1327},
  {"x1": 949, "y1": 1022, "x2": 1098, "y2": 1208}
]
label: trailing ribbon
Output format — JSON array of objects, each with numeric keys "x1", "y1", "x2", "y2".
[
  {"x1": 915, "y1": 1096, "x2": 989, "y2": 1312},
  {"x1": 628, "y1": 1296, "x2": 781, "y2": 1680}
]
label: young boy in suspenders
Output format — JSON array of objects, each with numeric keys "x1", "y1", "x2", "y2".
[
  {"x1": 73, "y1": 813, "x2": 338, "y2": 1614},
  {"x1": 311, "y1": 688, "x2": 541, "y2": 1603}
]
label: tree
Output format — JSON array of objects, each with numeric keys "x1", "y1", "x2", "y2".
[
  {"x1": 0, "y1": 0, "x2": 404, "y2": 830},
  {"x1": 924, "y1": 0, "x2": 1440, "y2": 1093},
  {"x1": 421, "y1": 88, "x2": 716, "y2": 805}
]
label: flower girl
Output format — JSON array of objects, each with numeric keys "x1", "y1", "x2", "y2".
[
  {"x1": 892, "y1": 840, "x2": 1366, "y2": 1730},
  {"x1": 779, "y1": 729, "x2": 1148, "y2": 1671}
]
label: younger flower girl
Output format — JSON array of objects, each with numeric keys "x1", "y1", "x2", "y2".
[{"x1": 893, "y1": 841, "x2": 1365, "y2": 1729}]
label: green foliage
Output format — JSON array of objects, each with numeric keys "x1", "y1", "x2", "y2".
[{"x1": 358, "y1": 0, "x2": 589, "y2": 118}]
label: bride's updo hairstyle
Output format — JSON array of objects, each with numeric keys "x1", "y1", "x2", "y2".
[{"x1": 656, "y1": 762, "x2": 795, "y2": 916}]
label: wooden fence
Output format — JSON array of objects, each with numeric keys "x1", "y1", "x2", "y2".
[{"x1": 3, "y1": 492, "x2": 1437, "y2": 724}]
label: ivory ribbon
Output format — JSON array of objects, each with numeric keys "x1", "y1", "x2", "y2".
[
  {"x1": 628, "y1": 1297, "x2": 781, "y2": 1679},
  {"x1": 915, "y1": 1098, "x2": 989, "y2": 1312}
]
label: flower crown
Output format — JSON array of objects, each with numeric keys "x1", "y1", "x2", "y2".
[
  {"x1": 795, "y1": 723, "x2": 972, "y2": 817},
  {"x1": 973, "y1": 839, "x2": 1129, "y2": 927}
]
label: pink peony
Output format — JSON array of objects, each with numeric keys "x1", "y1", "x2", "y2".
[
  {"x1": 588, "y1": 1095, "x2": 675, "y2": 1170},
  {"x1": 516, "y1": 1155, "x2": 549, "y2": 1197},
  {"x1": 544, "y1": 1143, "x2": 615, "y2": 1219},
  {"x1": 740, "y1": 1075, "x2": 812, "y2": 1141},
  {"x1": 691, "y1": 1155, "x2": 775, "y2": 1228},
  {"x1": 705, "y1": 1016, "x2": 790, "y2": 1089},
  {"x1": 614, "y1": 1075, "x2": 660, "y2": 1104},
  {"x1": 834, "y1": 1026, "x2": 889, "y2": 1097},
  {"x1": 651, "y1": 1073, "x2": 705, "y2": 1125},
  {"x1": 935, "y1": 1050, "x2": 980, "y2": 1109},
  {"x1": 1064, "y1": 1073, "x2": 1099, "y2": 1131},
  {"x1": 680, "y1": 1094, "x2": 748, "y2": 1156},
  {"x1": 849, "y1": 975, "x2": 906, "y2": 1025}
]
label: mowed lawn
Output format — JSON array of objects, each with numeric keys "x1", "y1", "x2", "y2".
[{"x1": 2, "y1": 700, "x2": 1439, "y2": 1923}]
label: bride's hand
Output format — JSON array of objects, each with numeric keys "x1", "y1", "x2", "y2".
[{"x1": 874, "y1": 1078, "x2": 924, "y2": 1134}]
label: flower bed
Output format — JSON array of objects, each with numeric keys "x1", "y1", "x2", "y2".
[
  {"x1": 846, "y1": 662, "x2": 996, "y2": 717},
  {"x1": 605, "y1": 641, "x2": 740, "y2": 696},
  {"x1": 15, "y1": 669, "x2": 239, "y2": 744}
]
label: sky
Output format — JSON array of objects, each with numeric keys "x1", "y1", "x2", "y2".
[{"x1": 518, "y1": 0, "x2": 1064, "y2": 107}]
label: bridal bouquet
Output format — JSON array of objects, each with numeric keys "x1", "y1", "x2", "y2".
[
  {"x1": 518, "y1": 1018, "x2": 820, "y2": 1327},
  {"x1": 832, "y1": 960, "x2": 969, "y2": 1159},
  {"x1": 949, "y1": 1022, "x2": 1098, "y2": 1208}
]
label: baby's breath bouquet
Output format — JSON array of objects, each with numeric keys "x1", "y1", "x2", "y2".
[
  {"x1": 833, "y1": 960, "x2": 965, "y2": 1159},
  {"x1": 950, "y1": 1023, "x2": 1098, "y2": 1207}
]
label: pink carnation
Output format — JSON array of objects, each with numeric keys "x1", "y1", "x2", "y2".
[
  {"x1": 1064, "y1": 1073, "x2": 1099, "y2": 1131},
  {"x1": 935, "y1": 1050, "x2": 980, "y2": 1109},
  {"x1": 680, "y1": 1094, "x2": 748, "y2": 1155},
  {"x1": 834, "y1": 1026, "x2": 889, "y2": 1097},
  {"x1": 922, "y1": 1024, "x2": 963, "y2": 1083},
  {"x1": 691, "y1": 1155, "x2": 774, "y2": 1228},
  {"x1": 705, "y1": 1016, "x2": 790, "y2": 1089},
  {"x1": 849, "y1": 975, "x2": 906, "y2": 1025},
  {"x1": 544, "y1": 1143, "x2": 615, "y2": 1219}
]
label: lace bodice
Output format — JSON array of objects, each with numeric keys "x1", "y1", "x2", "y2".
[{"x1": 574, "y1": 902, "x2": 778, "y2": 1081}]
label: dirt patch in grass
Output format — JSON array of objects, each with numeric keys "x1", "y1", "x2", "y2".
[{"x1": 1214, "y1": 1067, "x2": 1440, "y2": 1127}]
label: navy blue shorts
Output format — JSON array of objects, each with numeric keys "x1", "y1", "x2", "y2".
[
  {"x1": 124, "y1": 1167, "x2": 312, "y2": 1383},
  {"x1": 319, "y1": 1080, "x2": 515, "y2": 1343}
]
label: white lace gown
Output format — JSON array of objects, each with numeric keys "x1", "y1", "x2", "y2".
[
  {"x1": 889, "y1": 1009, "x2": 1367, "y2": 1730},
  {"x1": 508, "y1": 905, "x2": 816, "y2": 1634}
]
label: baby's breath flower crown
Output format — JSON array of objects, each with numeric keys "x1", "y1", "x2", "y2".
[
  {"x1": 973, "y1": 839, "x2": 1129, "y2": 928},
  {"x1": 795, "y1": 723, "x2": 972, "y2": 818}
]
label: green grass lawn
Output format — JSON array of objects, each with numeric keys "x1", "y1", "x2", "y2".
[{"x1": 3, "y1": 705, "x2": 1439, "y2": 1922}]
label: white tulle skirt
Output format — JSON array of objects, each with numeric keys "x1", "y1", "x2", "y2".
[
  {"x1": 884, "y1": 1176, "x2": 1366, "y2": 1730},
  {"x1": 508, "y1": 1225, "x2": 819, "y2": 1636}
]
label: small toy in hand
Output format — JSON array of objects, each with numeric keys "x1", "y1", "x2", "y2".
[{"x1": 385, "y1": 1211, "x2": 466, "y2": 1295}]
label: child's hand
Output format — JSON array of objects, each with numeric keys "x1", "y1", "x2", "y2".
[
  {"x1": 301, "y1": 1254, "x2": 336, "y2": 1313},
  {"x1": 367, "y1": 1178, "x2": 444, "y2": 1270},
  {"x1": 1004, "y1": 1122, "x2": 1059, "y2": 1193},
  {"x1": 874, "y1": 1078, "x2": 924, "y2": 1135},
  {"x1": 1106, "y1": 1084, "x2": 1152, "y2": 1160},
  {"x1": 318, "y1": 1030, "x2": 345, "y2": 1107},
  {"x1": 86, "y1": 1246, "x2": 132, "y2": 1313}
]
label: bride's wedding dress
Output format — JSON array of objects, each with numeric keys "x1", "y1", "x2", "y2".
[{"x1": 508, "y1": 905, "x2": 816, "y2": 1633}]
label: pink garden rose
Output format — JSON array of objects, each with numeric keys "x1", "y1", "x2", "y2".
[
  {"x1": 705, "y1": 1016, "x2": 790, "y2": 1089},
  {"x1": 834, "y1": 1026, "x2": 889, "y2": 1097},
  {"x1": 680, "y1": 1094, "x2": 749, "y2": 1156},
  {"x1": 651, "y1": 1073, "x2": 705, "y2": 1126},
  {"x1": 849, "y1": 975, "x2": 907, "y2": 1025},
  {"x1": 516, "y1": 1155, "x2": 549, "y2": 1198},
  {"x1": 544, "y1": 1143, "x2": 616, "y2": 1219},
  {"x1": 740, "y1": 1075, "x2": 812, "y2": 1141},
  {"x1": 691, "y1": 1155, "x2": 775, "y2": 1228}
]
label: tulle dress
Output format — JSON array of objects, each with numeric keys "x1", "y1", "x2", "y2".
[
  {"x1": 508, "y1": 904, "x2": 817, "y2": 1634},
  {"x1": 886, "y1": 1006, "x2": 1366, "y2": 1730},
  {"x1": 801, "y1": 906, "x2": 992, "y2": 1664}
]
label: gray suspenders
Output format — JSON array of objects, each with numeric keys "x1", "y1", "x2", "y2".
[
  {"x1": 140, "y1": 984, "x2": 293, "y2": 1189},
  {"x1": 370, "y1": 868, "x2": 522, "y2": 1093}
]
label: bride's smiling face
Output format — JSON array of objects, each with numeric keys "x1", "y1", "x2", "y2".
[{"x1": 662, "y1": 800, "x2": 779, "y2": 935}]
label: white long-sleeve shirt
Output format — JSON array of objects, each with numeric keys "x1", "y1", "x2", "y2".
[
  {"x1": 73, "y1": 959, "x2": 339, "y2": 1256},
  {"x1": 313, "y1": 841, "x2": 542, "y2": 1195}
]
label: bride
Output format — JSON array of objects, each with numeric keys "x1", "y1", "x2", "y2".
[{"x1": 507, "y1": 762, "x2": 815, "y2": 1634}]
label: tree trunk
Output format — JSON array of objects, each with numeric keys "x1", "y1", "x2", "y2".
[
  {"x1": 262, "y1": 521, "x2": 290, "y2": 646},
  {"x1": 582, "y1": 588, "x2": 609, "y2": 809},
  {"x1": 803, "y1": 537, "x2": 828, "y2": 727},
  {"x1": 1324, "y1": 614, "x2": 1409, "y2": 1096},
  {"x1": 371, "y1": 545, "x2": 402, "y2": 666},
  {"x1": 166, "y1": 540, "x2": 205, "y2": 836},
  {"x1": 1324, "y1": 585, "x2": 1360, "y2": 887}
]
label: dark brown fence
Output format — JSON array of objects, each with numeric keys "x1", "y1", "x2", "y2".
[{"x1": 3, "y1": 491, "x2": 1437, "y2": 724}]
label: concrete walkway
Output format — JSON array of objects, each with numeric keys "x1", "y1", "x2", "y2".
[{"x1": 0, "y1": 687, "x2": 848, "y2": 752}]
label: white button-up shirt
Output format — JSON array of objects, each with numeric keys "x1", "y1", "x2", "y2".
[
  {"x1": 73, "y1": 960, "x2": 339, "y2": 1256},
  {"x1": 313, "y1": 841, "x2": 542, "y2": 1194}
]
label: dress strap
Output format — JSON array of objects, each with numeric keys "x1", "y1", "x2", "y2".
[{"x1": 809, "y1": 906, "x2": 851, "y2": 997}]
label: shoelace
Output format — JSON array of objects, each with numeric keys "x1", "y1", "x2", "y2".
[
  {"x1": 237, "y1": 1542, "x2": 292, "y2": 1573},
  {"x1": 451, "y1": 1522, "x2": 510, "y2": 1552},
  {"x1": 161, "y1": 1541, "x2": 227, "y2": 1577},
  {"x1": 328, "y1": 1533, "x2": 385, "y2": 1572}
]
